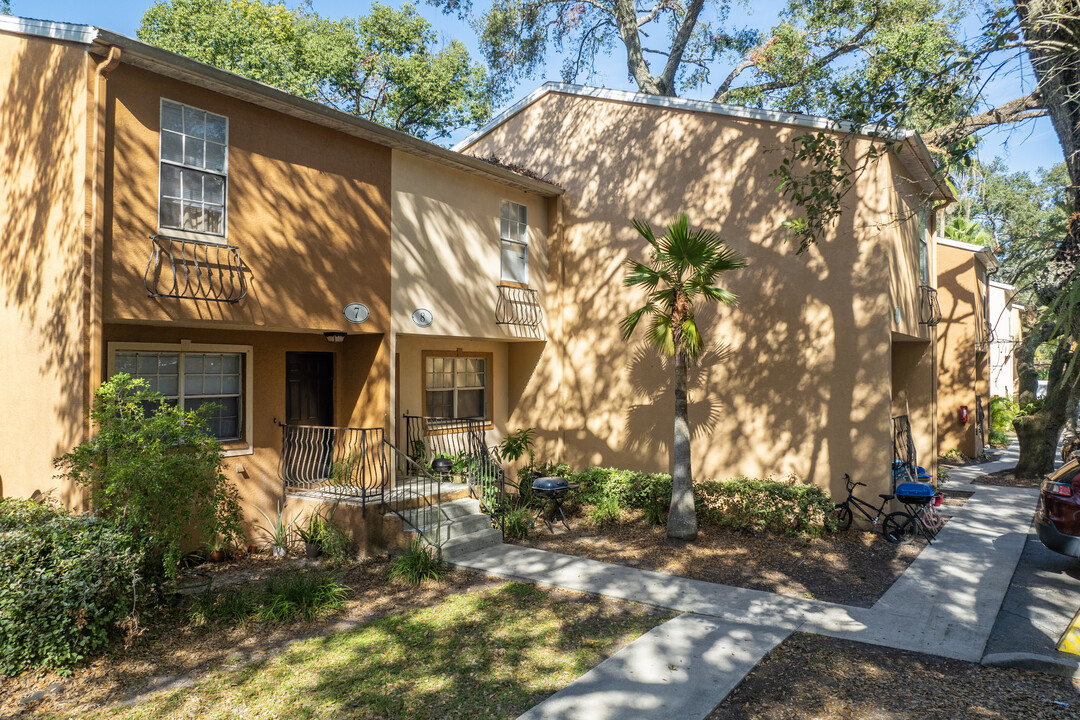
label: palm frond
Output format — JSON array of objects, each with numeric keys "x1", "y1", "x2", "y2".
[{"x1": 646, "y1": 315, "x2": 675, "y2": 355}]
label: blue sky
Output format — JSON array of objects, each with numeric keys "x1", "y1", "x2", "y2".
[{"x1": 15, "y1": 0, "x2": 1064, "y2": 177}]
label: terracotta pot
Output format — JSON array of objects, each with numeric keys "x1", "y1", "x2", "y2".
[{"x1": 209, "y1": 550, "x2": 227, "y2": 563}]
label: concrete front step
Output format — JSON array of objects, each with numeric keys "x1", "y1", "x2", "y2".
[
  {"x1": 388, "y1": 497, "x2": 504, "y2": 560},
  {"x1": 438, "y1": 527, "x2": 504, "y2": 561}
]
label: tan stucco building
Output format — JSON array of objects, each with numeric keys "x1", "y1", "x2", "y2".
[
  {"x1": 934, "y1": 236, "x2": 1000, "y2": 458},
  {"x1": 4, "y1": 17, "x2": 959, "y2": 543},
  {"x1": 0, "y1": 17, "x2": 560, "y2": 547},
  {"x1": 459, "y1": 84, "x2": 952, "y2": 498}
]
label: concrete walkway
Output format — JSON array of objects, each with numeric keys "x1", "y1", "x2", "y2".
[{"x1": 452, "y1": 447, "x2": 1040, "y2": 720}]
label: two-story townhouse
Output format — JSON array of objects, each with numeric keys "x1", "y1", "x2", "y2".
[
  {"x1": 935, "y1": 237, "x2": 1001, "y2": 458},
  {"x1": 457, "y1": 84, "x2": 953, "y2": 499},
  {"x1": 0, "y1": 16, "x2": 560, "y2": 551}
]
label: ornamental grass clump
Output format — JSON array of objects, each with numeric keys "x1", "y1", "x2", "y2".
[
  {"x1": 388, "y1": 540, "x2": 445, "y2": 584},
  {"x1": 0, "y1": 498, "x2": 143, "y2": 675},
  {"x1": 55, "y1": 374, "x2": 245, "y2": 579}
]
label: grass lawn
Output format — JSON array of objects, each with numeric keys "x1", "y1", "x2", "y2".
[{"x1": 46, "y1": 581, "x2": 669, "y2": 720}]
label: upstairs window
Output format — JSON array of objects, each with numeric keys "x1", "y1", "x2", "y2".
[
  {"x1": 500, "y1": 200, "x2": 528, "y2": 284},
  {"x1": 159, "y1": 99, "x2": 228, "y2": 237}
]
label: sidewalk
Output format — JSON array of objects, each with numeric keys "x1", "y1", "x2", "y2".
[{"x1": 452, "y1": 447, "x2": 1039, "y2": 720}]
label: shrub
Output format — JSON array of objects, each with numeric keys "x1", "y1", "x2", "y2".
[
  {"x1": 259, "y1": 571, "x2": 349, "y2": 622},
  {"x1": 988, "y1": 428, "x2": 1010, "y2": 448},
  {"x1": 296, "y1": 508, "x2": 352, "y2": 563},
  {"x1": 55, "y1": 374, "x2": 244, "y2": 578},
  {"x1": 937, "y1": 465, "x2": 950, "y2": 483},
  {"x1": 989, "y1": 395, "x2": 1018, "y2": 432},
  {"x1": 586, "y1": 495, "x2": 624, "y2": 525},
  {"x1": 502, "y1": 507, "x2": 532, "y2": 539},
  {"x1": 694, "y1": 477, "x2": 836, "y2": 535},
  {"x1": 188, "y1": 586, "x2": 258, "y2": 627},
  {"x1": 388, "y1": 540, "x2": 445, "y2": 584},
  {"x1": 570, "y1": 467, "x2": 672, "y2": 512},
  {"x1": 0, "y1": 498, "x2": 144, "y2": 675},
  {"x1": 939, "y1": 448, "x2": 966, "y2": 463}
]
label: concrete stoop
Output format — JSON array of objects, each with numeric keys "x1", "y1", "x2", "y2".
[{"x1": 393, "y1": 497, "x2": 503, "y2": 561}]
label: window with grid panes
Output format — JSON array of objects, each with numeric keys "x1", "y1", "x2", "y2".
[
  {"x1": 425, "y1": 356, "x2": 488, "y2": 419},
  {"x1": 500, "y1": 200, "x2": 528, "y2": 284},
  {"x1": 159, "y1": 99, "x2": 228, "y2": 237},
  {"x1": 115, "y1": 351, "x2": 243, "y2": 440}
]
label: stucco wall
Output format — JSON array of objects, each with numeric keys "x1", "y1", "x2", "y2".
[
  {"x1": 465, "y1": 91, "x2": 921, "y2": 498},
  {"x1": 0, "y1": 32, "x2": 89, "y2": 505},
  {"x1": 103, "y1": 64, "x2": 392, "y2": 337},
  {"x1": 936, "y1": 243, "x2": 984, "y2": 457},
  {"x1": 390, "y1": 150, "x2": 549, "y2": 341}
]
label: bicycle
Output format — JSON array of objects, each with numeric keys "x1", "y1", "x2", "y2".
[
  {"x1": 883, "y1": 490, "x2": 944, "y2": 544},
  {"x1": 832, "y1": 474, "x2": 913, "y2": 544}
]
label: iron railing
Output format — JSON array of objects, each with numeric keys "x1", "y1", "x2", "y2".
[
  {"x1": 495, "y1": 285, "x2": 543, "y2": 328},
  {"x1": 280, "y1": 425, "x2": 388, "y2": 505},
  {"x1": 144, "y1": 234, "x2": 248, "y2": 303},
  {"x1": 918, "y1": 285, "x2": 942, "y2": 326},
  {"x1": 891, "y1": 414, "x2": 917, "y2": 490},
  {"x1": 403, "y1": 415, "x2": 514, "y2": 532},
  {"x1": 279, "y1": 424, "x2": 443, "y2": 548}
]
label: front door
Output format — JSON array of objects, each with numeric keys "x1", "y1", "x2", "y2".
[
  {"x1": 286, "y1": 352, "x2": 334, "y2": 426},
  {"x1": 284, "y1": 352, "x2": 334, "y2": 480}
]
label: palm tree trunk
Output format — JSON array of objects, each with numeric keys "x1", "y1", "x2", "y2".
[{"x1": 668, "y1": 350, "x2": 698, "y2": 539}]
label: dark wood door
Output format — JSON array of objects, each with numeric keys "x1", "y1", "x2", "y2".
[{"x1": 286, "y1": 352, "x2": 334, "y2": 426}]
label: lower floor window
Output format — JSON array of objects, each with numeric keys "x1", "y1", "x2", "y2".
[
  {"x1": 424, "y1": 355, "x2": 488, "y2": 420},
  {"x1": 115, "y1": 351, "x2": 242, "y2": 440}
]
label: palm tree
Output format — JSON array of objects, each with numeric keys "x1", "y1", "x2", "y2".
[{"x1": 621, "y1": 213, "x2": 747, "y2": 540}]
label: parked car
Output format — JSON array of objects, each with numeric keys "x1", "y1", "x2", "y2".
[{"x1": 1037, "y1": 457, "x2": 1080, "y2": 557}]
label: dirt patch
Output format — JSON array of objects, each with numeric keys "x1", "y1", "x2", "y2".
[
  {"x1": 511, "y1": 512, "x2": 929, "y2": 607},
  {"x1": 709, "y1": 633, "x2": 1080, "y2": 720},
  {"x1": 0, "y1": 556, "x2": 506, "y2": 717},
  {"x1": 974, "y1": 468, "x2": 1045, "y2": 487},
  {"x1": 940, "y1": 450, "x2": 1004, "y2": 467}
]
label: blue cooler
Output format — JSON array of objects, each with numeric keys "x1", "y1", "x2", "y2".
[{"x1": 896, "y1": 482, "x2": 935, "y2": 505}]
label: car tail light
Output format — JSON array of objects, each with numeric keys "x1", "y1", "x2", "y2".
[{"x1": 1046, "y1": 481, "x2": 1073, "y2": 497}]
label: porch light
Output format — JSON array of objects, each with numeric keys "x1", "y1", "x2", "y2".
[{"x1": 324, "y1": 331, "x2": 347, "y2": 343}]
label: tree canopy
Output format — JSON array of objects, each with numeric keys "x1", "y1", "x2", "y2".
[{"x1": 138, "y1": 0, "x2": 494, "y2": 140}]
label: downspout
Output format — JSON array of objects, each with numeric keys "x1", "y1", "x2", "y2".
[{"x1": 82, "y1": 44, "x2": 121, "y2": 441}]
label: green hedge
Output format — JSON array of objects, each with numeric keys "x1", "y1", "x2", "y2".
[
  {"x1": 568, "y1": 467, "x2": 835, "y2": 536},
  {"x1": 0, "y1": 498, "x2": 143, "y2": 675},
  {"x1": 694, "y1": 477, "x2": 837, "y2": 535}
]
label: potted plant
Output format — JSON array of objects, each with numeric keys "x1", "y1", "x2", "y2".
[
  {"x1": 297, "y1": 512, "x2": 327, "y2": 559},
  {"x1": 208, "y1": 535, "x2": 229, "y2": 563},
  {"x1": 451, "y1": 453, "x2": 470, "y2": 483},
  {"x1": 254, "y1": 501, "x2": 299, "y2": 558}
]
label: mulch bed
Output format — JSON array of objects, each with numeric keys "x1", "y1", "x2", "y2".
[
  {"x1": 0, "y1": 557, "x2": 505, "y2": 718},
  {"x1": 709, "y1": 633, "x2": 1080, "y2": 720},
  {"x1": 974, "y1": 468, "x2": 1045, "y2": 487},
  {"x1": 511, "y1": 511, "x2": 934, "y2": 607}
]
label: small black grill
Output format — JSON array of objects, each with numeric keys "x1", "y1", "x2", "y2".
[
  {"x1": 532, "y1": 476, "x2": 570, "y2": 498},
  {"x1": 531, "y1": 476, "x2": 578, "y2": 532}
]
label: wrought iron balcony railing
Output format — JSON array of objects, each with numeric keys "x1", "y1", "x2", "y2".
[
  {"x1": 495, "y1": 285, "x2": 543, "y2": 328},
  {"x1": 144, "y1": 234, "x2": 248, "y2": 303},
  {"x1": 917, "y1": 285, "x2": 941, "y2": 326}
]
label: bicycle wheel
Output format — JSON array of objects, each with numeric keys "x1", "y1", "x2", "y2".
[
  {"x1": 832, "y1": 503, "x2": 853, "y2": 531},
  {"x1": 883, "y1": 511, "x2": 915, "y2": 544}
]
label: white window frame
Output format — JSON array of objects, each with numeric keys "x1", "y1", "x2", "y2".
[
  {"x1": 158, "y1": 98, "x2": 229, "y2": 241},
  {"x1": 107, "y1": 341, "x2": 254, "y2": 457},
  {"x1": 500, "y1": 200, "x2": 529, "y2": 285}
]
